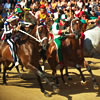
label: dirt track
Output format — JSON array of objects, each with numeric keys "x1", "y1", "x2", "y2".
[{"x1": 0, "y1": 58, "x2": 100, "y2": 100}]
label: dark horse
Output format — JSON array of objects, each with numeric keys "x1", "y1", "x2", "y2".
[
  {"x1": 0, "y1": 11, "x2": 59, "y2": 96},
  {"x1": 46, "y1": 18, "x2": 99, "y2": 90}
]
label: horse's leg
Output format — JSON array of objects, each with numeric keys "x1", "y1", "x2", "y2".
[
  {"x1": 8, "y1": 62, "x2": 15, "y2": 70},
  {"x1": 8, "y1": 62, "x2": 22, "y2": 77},
  {"x1": 27, "y1": 63, "x2": 59, "y2": 96},
  {"x1": 52, "y1": 68, "x2": 60, "y2": 86},
  {"x1": 15, "y1": 65, "x2": 22, "y2": 77},
  {"x1": 19, "y1": 61, "x2": 25, "y2": 72},
  {"x1": 38, "y1": 69, "x2": 59, "y2": 94},
  {"x1": 75, "y1": 64, "x2": 86, "y2": 84},
  {"x1": 86, "y1": 65, "x2": 99, "y2": 90},
  {"x1": 3, "y1": 63, "x2": 7, "y2": 85},
  {"x1": 60, "y1": 66, "x2": 65, "y2": 83},
  {"x1": 36, "y1": 65, "x2": 49, "y2": 96},
  {"x1": 37, "y1": 74, "x2": 50, "y2": 97},
  {"x1": 20, "y1": 65, "x2": 25, "y2": 72},
  {"x1": 65, "y1": 67, "x2": 72, "y2": 80},
  {"x1": 0, "y1": 64, "x2": 1, "y2": 72}
]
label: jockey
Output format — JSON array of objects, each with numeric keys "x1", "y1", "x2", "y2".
[
  {"x1": 75, "y1": 11, "x2": 97, "y2": 48},
  {"x1": 49, "y1": 14, "x2": 69, "y2": 64},
  {"x1": 15, "y1": 6, "x2": 32, "y2": 28},
  {"x1": 1, "y1": 15, "x2": 20, "y2": 66},
  {"x1": 35, "y1": 4, "x2": 49, "y2": 25},
  {"x1": 76, "y1": 11, "x2": 97, "y2": 24}
]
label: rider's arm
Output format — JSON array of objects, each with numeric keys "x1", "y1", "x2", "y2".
[
  {"x1": 4, "y1": 21, "x2": 13, "y2": 34},
  {"x1": 51, "y1": 23, "x2": 62, "y2": 35},
  {"x1": 51, "y1": 23, "x2": 68, "y2": 35}
]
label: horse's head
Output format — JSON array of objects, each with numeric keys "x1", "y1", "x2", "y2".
[
  {"x1": 37, "y1": 25, "x2": 48, "y2": 50},
  {"x1": 29, "y1": 24, "x2": 48, "y2": 60},
  {"x1": 70, "y1": 18, "x2": 82, "y2": 35},
  {"x1": 24, "y1": 11, "x2": 37, "y2": 25}
]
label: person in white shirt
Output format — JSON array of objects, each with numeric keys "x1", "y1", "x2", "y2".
[
  {"x1": 20, "y1": 0, "x2": 27, "y2": 8},
  {"x1": 77, "y1": 0, "x2": 83, "y2": 9},
  {"x1": 4, "y1": 0, "x2": 11, "y2": 10}
]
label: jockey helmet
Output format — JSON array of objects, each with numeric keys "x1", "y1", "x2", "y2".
[
  {"x1": 40, "y1": 4, "x2": 46, "y2": 9},
  {"x1": 15, "y1": 8, "x2": 22, "y2": 14},
  {"x1": 60, "y1": 14, "x2": 69, "y2": 21}
]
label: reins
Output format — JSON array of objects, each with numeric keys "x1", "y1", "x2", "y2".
[{"x1": 19, "y1": 25, "x2": 47, "y2": 43}]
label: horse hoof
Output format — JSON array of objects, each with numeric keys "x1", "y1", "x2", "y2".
[
  {"x1": 53, "y1": 86, "x2": 60, "y2": 93},
  {"x1": 44, "y1": 92, "x2": 50, "y2": 97},
  {"x1": 3, "y1": 82, "x2": 7, "y2": 85},
  {"x1": 81, "y1": 81, "x2": 86, "y2": 86},
  {"x1": 93, "y1": 84, "x2": 99, "y2": 90}
]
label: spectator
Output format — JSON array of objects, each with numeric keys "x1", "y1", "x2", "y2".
[
  {"x1": 27, "y1": 0, "x2": 32, "y2": 8},
  {"x1": 51, "y1": 0, "x2": 57, "y2": 13},
  {"x1": 75, "y1": 7, "x2": 80, "y2": 15},
  {"x1": 7, "y1": 8, "x2": 13, "y2": 17},
  {"x1": 11, "y1": 0, "x2": 17, "y2": 9},
  {"x1": 1, "y1": 9, "x2": 7, "y2": 18},
  {"x1": 20, "y1": 0, "x2": 27, "y2": 8},
  {"x1": 61, "y1": 0, "x2": 67, "y2": 8},
  {"x1": 95, "y1": 5, "x2": 100, "y2": 17},
  {"x1": 77, "y1": 0, "x2": 83, "y2": 9},
  {"x1": 82, "y1": 5, "x2": 88, "y2": 12},
  {"x1": 30, "y1": 1, "x2": 40, "y2": 12},
  {"x1": 4, "y1": 0, "x2": 11, "y2": 11},
  {"x1": 40, "y1": 0, "x2": 45, "y2": 5},
  {"x1": 90, "y1": 10, "x2": 96, "y2": 17},
  {"x1": 70, "y1": 0, "x2": 77, "y2": 7}
]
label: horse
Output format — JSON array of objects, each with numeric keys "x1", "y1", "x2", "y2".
[
  {"x1": 0, "y1": 11, "x2": 59, "y2": 96},
  {"x1": 83, "y1": 19, "x2": 100, "y2": 58},
  {"x1": 0, "y1": 10, "x2": 37, "y2": 74},
  {"x1": 46, "y1": 18, "x2": 99, "y2": 89}
]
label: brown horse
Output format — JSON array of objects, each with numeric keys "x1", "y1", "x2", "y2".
[
  {"x1": 0, "y1": 12, "x2": 59, "y2": 96},
  {"x1": 46, "y1": 18, "x2": 99, "y2": 89},
  {"x1": 0, "y1": 11, "x2": 37, "y2": 75}
]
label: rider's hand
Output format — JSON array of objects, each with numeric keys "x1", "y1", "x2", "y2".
[
  {"x1": 62, "y1": 29, "x2": 68, "y2": 33},
  {"x1": 16, "y1": 25, "x2": 21, "y2": 31}
]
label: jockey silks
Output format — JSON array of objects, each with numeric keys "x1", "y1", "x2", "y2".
[
  {"x1": 50, "y1": 21, "x2": 67, "y2": 63},
  {"x1": 1, "y1": 20, "x2": 19, "y2": 66}
]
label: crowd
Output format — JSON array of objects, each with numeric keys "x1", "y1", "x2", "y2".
[{"x1": 0, "y1": 0, "x2": 100, "y2": 21}]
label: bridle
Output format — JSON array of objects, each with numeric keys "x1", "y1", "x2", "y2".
[
  {"x1": 70, "y1": 18, "x2": 80, "y2": 34},
  {"x1": 19, "y1": 11, "x2": 48, "y2": 43},
  {"x1": 19, "y1": 25, "x2": 47, "y2": 43}
]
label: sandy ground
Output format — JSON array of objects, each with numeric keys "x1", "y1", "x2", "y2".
[{"x1": 0, "y1": 58, "x2": 100, "y2": 100}]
